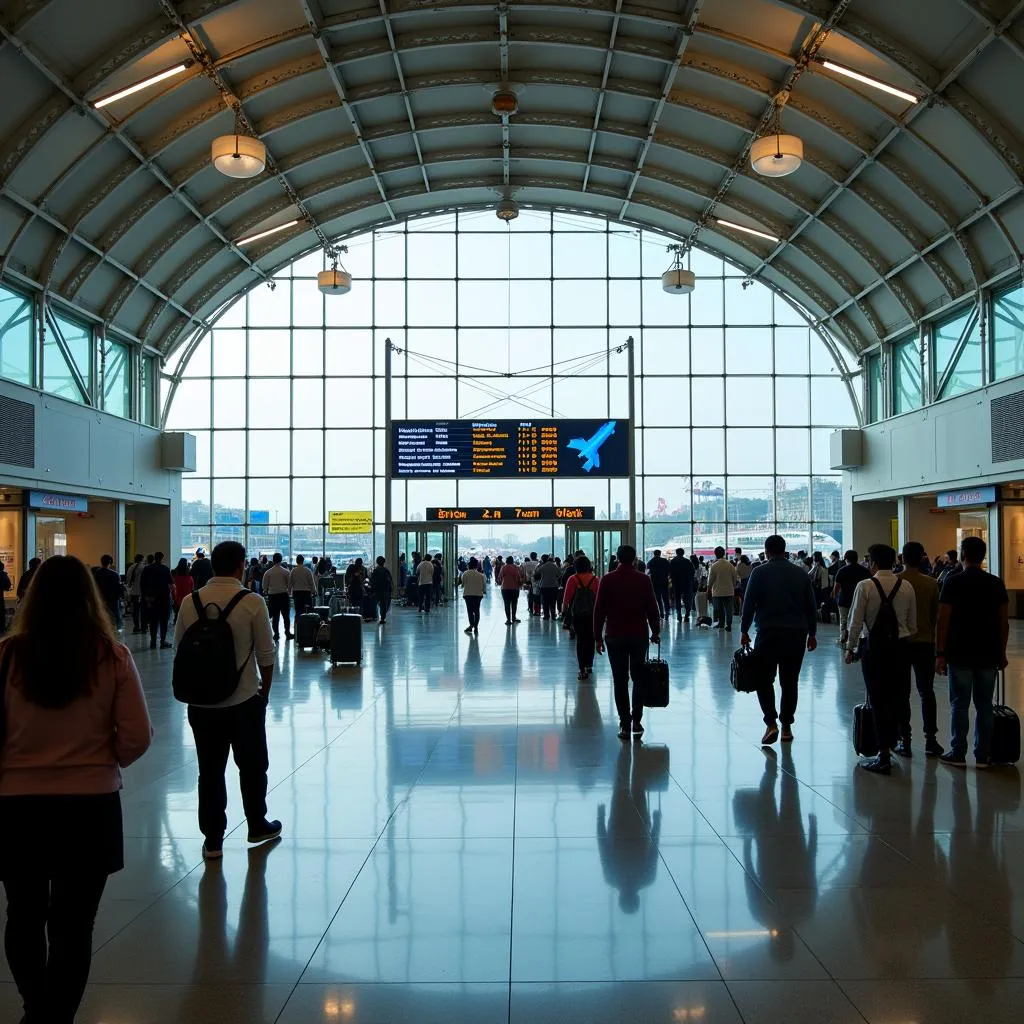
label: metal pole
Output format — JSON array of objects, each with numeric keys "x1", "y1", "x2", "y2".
[
  {"x1": 384, "y1": 337, "x2": 393, "y2": 568},
  {"x1": 626, "y1": 335, "x2": 636, "y2": 548}
]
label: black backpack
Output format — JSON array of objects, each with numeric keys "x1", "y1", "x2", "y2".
[
  {"x1": 865, "y1": 578, "x2": 902, "y2": 654},
  {"x1": 571, "y1": 577, "x2": 597, "y2": 624},
  {"x1": 172, "y1": 592, "x2": 252, "y2": 705}
]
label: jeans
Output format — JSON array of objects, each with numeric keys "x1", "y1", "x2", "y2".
[
  {"x1": 712, "y1": 594, "x2": 733, "y2": 629},
  {"x1": 653, "y1": 583, "x2": 670, "y2": 618},
  {"x1": 541, "y1": 587, "x2": 558, "y2": 619},
  {"x1": 502, "y1": 589, "x2": 519, "y2": 621},
  {"x1": 147, "y1": 598, "x2": 169, "y2": 643},
  {"x1": 376, "y1": 594, "x2": 391, "y2": 621},
  {"x1": 575, "y1": 622, "x2": 595, "y2": 671},
  {"x1": 464, "y1": 595, "x2": 482, "y2": 629},
  {"x1": 293, "y1": 591, "x2": 313, "y2": 618},
  {"x1": 268, "y1": 592, "x2": 291, "y2": 637},
  {"x1": 672, "y1": 584, "x2": 694, "y2": 617},
  {"x1": 900, "y1": 641, "x2": 938, "y2": 742},
  {"x1": 947, "y1": 665, "x2": 998, "y2": 761},
  {"x1": 419, "y1": 584, "x2": 432, "y2": 612},
  {"x1": 606, "y1": 635, "x2": 649, "y2": 725},
  {"x1": 3, "y1": 873, "x2": 108, "y2": 1023},
  {"x1": 838, "y1": 604, "x2": 851, "y2": 638},
  {"x1": 187, "y1": 696, "x2": 270, "y2": 840},
  {"x1": 861, "y1": 642, "x2": 906, "y2": 756},
  {"x1": 754, "y1": 628, "x2": 807, "y2": 726}
]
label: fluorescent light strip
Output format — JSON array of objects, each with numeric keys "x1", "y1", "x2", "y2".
[
  {"x1": 93, "y1": 62, "x2": 191, "y2": 108},
  {"x1": 821, "y1": 60, "x2": 918, "y2": 104},
  {"x1": 236, "y1": 219, "x2": 300, "y2": 246},
  {"x1": 715, "y1": 218, "x2": 779, "y2": 242}
]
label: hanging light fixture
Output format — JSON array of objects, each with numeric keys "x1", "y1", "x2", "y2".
[
  {"x1": 662, "y1": 244, "x2": 695, "y2": 294},
  {"x1": 211, "y1": 109, "x2": 266, "y2": 179},
  {"x1": 750, "y1": 102, "x2": 803, "y2": 178},
  {"x1": 318, "y1": 245, "x2": 352, "y2": 295},
  {"x1": 496, "y1": 197, "x2": 519, "y2": 222}
]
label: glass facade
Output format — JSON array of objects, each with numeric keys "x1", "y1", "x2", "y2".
[
  {"x1": 165, "y1": 212, "x2": 856, "y2": 559},
  {"x1": 934, "y1": 303, "x2": 982, "y2": 400},
  {"x1": 866, "y1": 352, "x2": 882, "y2": 423},
  {"x1": 892, "y1": 334, "x2": 922, "y2": 414},
  {"x1": 43, "y1": 305, "x2": 91, "y2": 404},
  {"x1": 0, "y1": 283, "x2": 33, "y2": 386},
  {"x1": 102, "y1": 338, "x2": 131, "y2": 419},
  {"x1": 992, "y1": 281, "x2": 1024, "y2": 383}
]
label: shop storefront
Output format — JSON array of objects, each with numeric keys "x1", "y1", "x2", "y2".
[{"x1": 936, "y1": 486, "x2": 997, "y2": 567}]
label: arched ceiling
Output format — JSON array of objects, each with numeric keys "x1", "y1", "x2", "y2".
[{"x1": 2, "y1": 0, "x2": 1023, "y2": 363}]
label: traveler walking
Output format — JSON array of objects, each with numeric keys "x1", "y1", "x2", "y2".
[
  {"x1": 140, "y1": 551, "x2": 174, "y2": 649},
  {"x1": 432, "y1": 555, "x2": 444, "y2": 607},
  {"x1": 708, "y1": 546, "x2": 738, "y2": 631},
  {"x1": 521, "y1": 552, "x2": 539, "y2": 616},
  {"x1": 0, "y1": 555, "x2": 153, "y2": 1023},
  {"x1": 648, "y1": 549, "x2": 671, "y2": 620},
  {"x1": 740, "y1": 535, "x2": 818, "y2": 745},
  {"x1": 92, "y1": 554, "x2": 123, "y2": 630},
  {"x1": 810, "y1": 552, "x2": 831, "y2": 617},
  {"x1": 290, "y1": 554, "x2": 316, "y2": 618},
  {"x1": 171, "y1": 557, "x2": 195, "y2": 620},
  {"x1": 125, "y1": 553, "x2": 145, "y2": 632},
  {"x1": 369, "y1": 556, "x2": 394, "y2": 624},
  {"x1": 417, "y1": 553, "x2": 435, "y2": 613},
  {"x1": 398, "y1": 552, "x2": 408, "y2": 592},
  {"x1": 594, "y1": 544, "x2": 661, "y2": 739},
  {"x1": 833, "y1": 550, "x2": 870, "y2": 647},
  {"x1": 563, "y1": 555, "x2": 599, "y2": 678},
  {"x1": 244, "y1": 556, "x2": 263, "y2": 593},
  {"x1": 15, "y1": 557, "x2": 41, "y2": 601},
  {"x1": 896, "y1": 541, "x2": 944, "y2": 758},
  {"x1": 936, "y1": 536, "x2": 1009, "y2": 768},
  {"x1": 261, "y1": 552, "x2": 292, "y2": 642},
  {"x1": 537, "y1": 554, "x2": 562, "y2": 620},
  {"x1": 461, "y1": 557, "x2": 486, "y2": 634},
  {"x1": 844, "y1": 544, "x2": 917, "y2": 775},
  {"x1": 173, "y1": 541, "x2": 280, "y2": 859},
  {"x1": 190, "y1": 547, "x2": 214, "y2": 589},
  {"x1": 669, "y1": 548, "x2": 695, "y2": 622},
  {"x1": 483, "y1": 555, "x2": 493, "y2": 583},
  {"x1": 938, "y1": 548, "x2": 962, "y2": 585},
  {"x1": 499, "y1": 556, "x2": 522, "y2": 624}
]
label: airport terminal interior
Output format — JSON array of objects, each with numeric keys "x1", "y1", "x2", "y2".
[{"x1": 2, "y1": 0, "x2": 1024, "y2": 1021}]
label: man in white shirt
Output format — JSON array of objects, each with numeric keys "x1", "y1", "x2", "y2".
[
  {"x1": 520, "y1": 552, "x2": 539, "y2": 616},
  {"x1": 460, "y1": 557, "x2": 486, "y2": 634},
  {"x1": 290, "y1": 554, "x2": 316, "y2": 619},
  {"x1": 261, "y1": 552, "x2": 292, "y2": 641},
  {"x1": 174, "y1": 540, "x2": 280, "y2": 858},
  {"x1": 417, "y1": 554, "x2": 436, "y2": 613},
  {"x1": 125, "y1": 553, "x2": 145, "y2": 633},
  {"x1": 844, "y1": 543, "x2": 917, "y2": 776},
  {"x1": 707, "y1": 546, "x2": 739, "y2": 632}
]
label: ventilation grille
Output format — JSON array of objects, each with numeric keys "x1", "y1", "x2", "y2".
[
  {"x1": 0, "y1": 397, "x2": 35, "y2": 468},
  {"x1": 992, "y1": 390, "x2": 1024, "y2": 463}
]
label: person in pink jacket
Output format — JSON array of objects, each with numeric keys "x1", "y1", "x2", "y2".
[{"x1": 0, "y1": 555, "x2": 153, "y2": 1024}]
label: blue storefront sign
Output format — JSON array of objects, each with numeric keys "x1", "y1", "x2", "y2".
[
  {"x1": 936, "y1": 486, "x2": 998, "y2": 509},
  {"x1": 27, "y1": 490, "x2": 89, "y2": 513}
]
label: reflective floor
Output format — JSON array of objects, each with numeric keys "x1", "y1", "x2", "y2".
[{"x1": 3, "y1": 593, "x2": 1023, "y2": 1023}]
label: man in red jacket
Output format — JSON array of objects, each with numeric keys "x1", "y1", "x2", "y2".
[{"x1": 595, "y1": 544, "x2": 661, "y2": 739}]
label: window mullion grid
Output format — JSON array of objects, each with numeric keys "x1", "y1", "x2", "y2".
[
  {"x1": 46, "y1": 307, "x2": 91, "y2": 404},
  {"x1": 935, "y1": 305, "x2": 979, "y2": 398}
]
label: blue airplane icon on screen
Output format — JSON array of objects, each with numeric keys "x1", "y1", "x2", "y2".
[{"x1": 566, "y1": 420, "x2": 616, "y2": 472}]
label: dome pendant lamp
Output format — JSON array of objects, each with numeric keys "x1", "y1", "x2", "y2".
[
  {"x1": 212, "y1": 110, "x2": 266, "y2": 179},
  {"x1": 318, "y1": 246, "x2": 352, "y2": 296},
  {"x1": 662, "y1": 244, "x2": 695, "y2": 294},
  {"x1": 750, "y1": 103, "x2": 803, "y2": 178}
]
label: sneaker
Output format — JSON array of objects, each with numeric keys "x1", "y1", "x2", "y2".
[
  {"x1": 247, "y1": 819, "x2": 282, "y2": 844},
  {"x1": 473, "y1": 627, "x2": 479, "y2": 634},
  {"x1": 513, "y1": 618, "x2": 521, "y2": 623},
  {"x1": 578, "y1": 670, "x2": 587, "y2": 680},
  {"x1": 893, "y1": 740, "x2": 912, "y2": 758},
  {"x1": 618, "y1": 722, "x2": 631, "y2": 740},
  {"x1": 632, "y1": 720, "x2": 644, "y2": 737},
  {"x1": 149, "y1": 640, "x2": 156, "y2": 649},
  {"x1": 976, "y1": 759, "x2": 992, "y2": 770},
  {"x1": 939, "y1": 750, "x2": 967, "y2": 768},
  {"x1": 780, "y1": 727, "x2": 794, "y2": 743},
  {"x1": 160, "y1": 641, "x2": 173, "y2": 649},
  {"x1": 761, "y1": 724, "x2": 779, "y2": 746},
  {"x1": 505, "y1": 619, "x2": 511, "y2": 625},
  {"x1": 202, "y1": 839, "x2": 223, "y2": 860},
  {"x1": 465, "y1": 627, "x2": 474, "y2": 634},
  {"x1": 925, "y1": 738, "x2": 945, "y2": 757},
  {"x1": 859, "y1": 757, "x2": 892, "y2": 775}
]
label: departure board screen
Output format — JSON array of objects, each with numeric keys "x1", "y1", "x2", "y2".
[{"x1": 392, "y1": 419, "x2": 630, "y2": 478}]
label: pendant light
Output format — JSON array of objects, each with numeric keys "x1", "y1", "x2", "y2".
[
  {"x1": 662, "y1": 244, "x2": 695, "y2": 294},
  {"x1": 318, "y1": 246, "x2": 352, "y2": 295},
  {"x1": 212, "y1": 110, "x2": 266, "y2": 179},
  {"x1": 750, "y1": 104, "x2": 803, "y2": 178}
]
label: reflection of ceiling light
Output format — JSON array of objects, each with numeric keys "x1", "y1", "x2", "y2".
[
  {"x1": 211, "y1": 134, "x2": 267, "y2": 179},
  {"x1": 496, "y1": 198, "x2": 519, "y2": 221},
  {"x1": 318, "y1": 268, "x2": 351, "y2": 295},
  {"x1": 705, "y1": 928, "x2": 779, "y2": 938},
  {"x1": 236, "y1": 219, "x2": 299, "y2": 245},
  {"x1": 93, "y1": 62, "x2": 191, "y2": 107},
  {"x1": 821, "y1": 60, "x2": 918, "y2": 103},
  {"x1": 491, "y1": 90, "x2": 518, "y2": 116},
  {"x1": 715, "y1": 218, "x2": 779, "y2": 242},
  {"x1": 750, "y1": 133, "x2": 803, "y2": 177}
]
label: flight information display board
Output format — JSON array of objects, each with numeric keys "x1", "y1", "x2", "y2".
[
  {"x1": 392, "y1": 419, "x2": 629, "y2": 478},
  {"x1": 426, "y1": 506, "x2": 596, "y2": 521}
]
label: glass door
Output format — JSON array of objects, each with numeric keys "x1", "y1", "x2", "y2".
[
  {"x1": 36, "y1": 515, "x2": 67, "y2": 560},
  {"x1": 957, "y1": 510, "x2": 989, "y2": 569},
  {"x1": 388, "y1": 523, "x2": 457, "y2": 601},
  {"x1": 564, "y1": 522, "x2": 630, "y2": 576}
]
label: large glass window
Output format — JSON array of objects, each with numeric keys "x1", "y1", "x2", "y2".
[
  {"x1": 866, "y1": 352, "x2": 882, "y2": 423},
  {"x1": 992, "y1": 282, "x2": 1024, "y2": 383},
  {"x1": 892, "y1": 334, "x2": 921, "y2": 414},
  {"x1": 934, "y1": 304, "x2": 982, "y2": 399},
  {"x1": 0, "y1": 283, "x2": 33, "y2": 386},
  {"x1": 141, "y1": 356, "x2": 156, "y2": 425},
  {"x1": 166, "y1": 213, "x2": 857, "y2": 557},
  {"x1": 43, "y1": 306, "x2": 91, "y2": 404},
  {"x1": 102, "y1": 337, "x2": 131, "y2": 418}
]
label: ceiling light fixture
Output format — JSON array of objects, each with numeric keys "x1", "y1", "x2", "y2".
[
  {"x1": 236, "y1": 219, "x2": 299, "y2": 246},
  {"x1": 496, "y1": 197, "x2": 519, "y2": 222},
  {"x1": 491, "y1": 90, "x2": 518, "y2": 117},
  {"x1": 820, "y1": 60, "x2": 918, "y2": 103},
  {"x1": 318, "y1": 245, "x2": 352, "y2": 295},
  {"x1": 93, "y1": 61, "x2": 192, "y2": 108},
  {"x1": 715, "y1": 218, "x2": 779, "y2": 242},
  {"x1": 211, "y1": 109, "x2": 267, "y2": 179},
  {"x1": 662, "y1": 244, "x2": 695, "y2": 294}
]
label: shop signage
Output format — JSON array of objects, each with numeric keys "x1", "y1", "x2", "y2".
[
  {"x1": 27, "y1": 491, "x2": 88, "y2": 513},
  {"x1": 936, "y1": 487, "x2": 997, "y2": 509},
  {"x1": 328, "y1": 510, "x2": 373, "y2": 534}
]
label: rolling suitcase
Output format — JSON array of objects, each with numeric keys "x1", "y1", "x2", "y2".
[
  {"x1": 295, "y1": 612, "x2": 320, "y2": 651},
  {"x1": 853, "y1": 701, "x2": 878, "y2": 757},
  {"x1": 991, "y1": 671, "x2": 1021, "y2": 765},
  {"x1": 328, "y1": 591, "x2": 347, "y2": 617},
  {"x1": 329, "y1": 613, "x2": 361, "y2": 666},
  {"x1": 361, "y1": 594, "x2": 378, "y2": 621},
  {"x1": 642, "y1": 641, "x2": 670, "y2": 708}
]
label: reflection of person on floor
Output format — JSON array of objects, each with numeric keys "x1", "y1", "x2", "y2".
[
  {"x1": 565, "y1": 681, "x2": 604, "y2": 791},
  {"x1": 597, "y1": 744, "x2": 661, "y2": 913}
]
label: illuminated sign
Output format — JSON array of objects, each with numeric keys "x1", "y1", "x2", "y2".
[
  {"x1": 936, "y1": 487, "x2": 997, "y2": 508},
  {"x1": 392, "y1": 419, "x2": 629, "y2": 478},
  {"x1": 426, "y1": 506, "x2": 596, "y2": 521},
  {"x1": 27, "y1": 491, "x2": 88, "y2": 513}
]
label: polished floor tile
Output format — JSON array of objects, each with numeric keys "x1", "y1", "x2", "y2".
[{"x1": 7, "y1": 592, "x2": 1022, "y2": 1022}]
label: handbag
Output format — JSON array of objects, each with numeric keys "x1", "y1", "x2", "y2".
[
  {"x1": 730, "y1": 645, "x2": 766, "y2": 693},
  {"x1": 642, "y1": 641, "x2": 670, "y2": 708}
]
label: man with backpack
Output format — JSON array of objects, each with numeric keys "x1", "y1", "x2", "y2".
[
  {"x1": 173, "y1": 541, "x2": 280, "y2": 859},
  {"x1": 844, "y1": 544, "x2": 917, "y2": 775}
]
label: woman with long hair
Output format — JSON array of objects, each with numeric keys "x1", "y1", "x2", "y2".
[
  {"x1": 499, "y1": 555, "x2": 522, "y2": 625},
  {"x1": 0, "y1": 556, "x2": 153, "y2": 1024},
  {"x1": 562, "y1": 555, "x2": 599, "y2": 679},
  {"x1": 172, "y1": 556, "x2": 195, "y2": 618}
]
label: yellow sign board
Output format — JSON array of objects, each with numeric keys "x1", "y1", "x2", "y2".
[{"x1": 328, "y1": 510, "x2": 373, "y2": 534}]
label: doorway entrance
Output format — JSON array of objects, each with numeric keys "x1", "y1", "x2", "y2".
[
  {"x1": 564, "y1": 523, "x2": 630, "y2": 575},
  {"x1": 389, "y1": 522, "x2": 458, "y2": 601}
]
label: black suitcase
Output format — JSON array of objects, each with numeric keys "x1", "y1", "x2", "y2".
[
  {"x1": 853, "y1": 702, "x2": 878, "y2": 757},
  {"x1": 313, "y1": 605, "x2": 331, "y2": 622},
  {"x1": 295, "y1": 612, "x2": 320, "y2": 651},
  {"x1": 642, "y1": 642, "x2": 670, "y2": 708},
  {"x1": 991, "y1": 671, "x2": 1021, "y2": 765},
  {"x1": 329, "y1": 613, "x2": 361, "y2": 665},
  {"x1": 361, "y1": 594, "x2": 378, "y2": 621},
  {"x1": 731, "y1": 645, "x2": 766, "y2": 693}
]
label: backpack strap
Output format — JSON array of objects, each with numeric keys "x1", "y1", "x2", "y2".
[
  {"x1": 191, "y1": 591, "x2": 205, "y2": 617},
  {"x1": 870, "y1": 577, "x2": 900, "y2": 605},
  {"x1": 221, "y1": 590, "x2": 250, "y2": 620}
]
